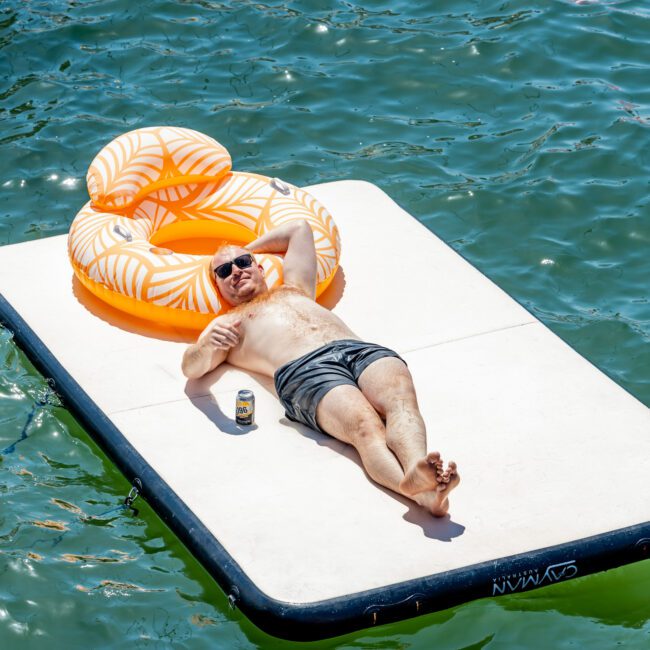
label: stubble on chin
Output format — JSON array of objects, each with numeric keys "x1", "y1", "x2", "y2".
[
  {"x1": 234, "y1": 279, "x2": 255, "y2": 296},
  {"x1": 220, "y1": 274, "x2": 265, "y2": 306}
]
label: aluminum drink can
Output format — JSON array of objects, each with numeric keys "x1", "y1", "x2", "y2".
[{"x1": 236, "y1": 390, "x2": 255, "y2": 425}]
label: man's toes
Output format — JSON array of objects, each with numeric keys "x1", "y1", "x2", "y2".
[
  {"x1": 447, "y1": 471, "x2": 460, "y2": 488},
  {"x1": 426, "y1": 451, "x2": 440, "y2": 465},
  {"x1": 443, "y1": 462, "x2": 457, "y2": 481}
]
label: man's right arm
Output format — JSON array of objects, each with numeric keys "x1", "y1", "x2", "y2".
[
  {"x1": 181, "y1": 316, "x2": 241, "y2": 379},
  {"x1": 245, "y1": 219, "x2": 317, "y2": 298}
]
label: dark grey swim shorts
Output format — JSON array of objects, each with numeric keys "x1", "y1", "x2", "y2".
[{"x1": 273, "y1": 339, "x2": 404, "y2": 433}]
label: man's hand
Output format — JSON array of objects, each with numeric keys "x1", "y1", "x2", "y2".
[
  {"x1": 182, "y1": 317, "x2": 241, "y2": 379},
  {"x1": 202, "y1": 319, "x2": 241, "y2": 352}
]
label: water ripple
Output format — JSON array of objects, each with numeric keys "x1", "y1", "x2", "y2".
[{"x1": 1, "y1": 0, "x2": 649, "y2": 647}]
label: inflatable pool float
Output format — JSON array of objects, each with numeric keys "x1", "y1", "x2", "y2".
[{"x1": 67, "y1": 126, "x2": 340, "y2": 329}]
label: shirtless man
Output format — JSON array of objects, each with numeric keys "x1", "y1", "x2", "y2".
[{"x1": 182, "y1": 220, "x2": 459, "y2": 516}]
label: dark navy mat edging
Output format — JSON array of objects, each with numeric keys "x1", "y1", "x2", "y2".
[{"x1": 1, "y1": 291, "x2": 649, "y2": 642}]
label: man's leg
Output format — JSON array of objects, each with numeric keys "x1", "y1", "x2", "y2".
[
  {"x1": 315, "y1": 384, "x2": 406, "y2": 494},
  {"x1": 357, "y1": 356, "x2": 459, "y2": 497}
]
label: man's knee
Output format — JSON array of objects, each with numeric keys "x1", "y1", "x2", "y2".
[
  {"x1": 350, "y1": 407, "x2": 385, "y2": 445},
  {"x1": 378, "y1": 378, "x2": 419, "y2": 420}
]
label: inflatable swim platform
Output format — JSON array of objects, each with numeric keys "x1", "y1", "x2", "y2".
[{"x1": 0, "y1": 180, "x2": 648, "y2": 640}]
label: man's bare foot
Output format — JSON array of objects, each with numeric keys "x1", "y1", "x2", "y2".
[
  {"x1": 399, "y1": 451, "x2": 445, "y2": 496},
  {"x1": 414, "y1": 462, "x2": 460, "y2": 517}
]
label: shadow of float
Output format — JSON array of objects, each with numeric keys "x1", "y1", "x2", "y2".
[{"x1": 71, "y1": 275, "x2": 197, "y2": 343}]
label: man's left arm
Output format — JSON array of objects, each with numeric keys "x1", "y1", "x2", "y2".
[{"x1": 245, "y1": 219, "x2": 317, "y2": 298}]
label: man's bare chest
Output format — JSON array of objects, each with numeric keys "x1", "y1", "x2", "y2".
[
  {"x1": 225, "y1": 289, "x2": 356, "y2": 373},
  {"x1": 238, "y1": 291, "x2": 325, "y2": 338}
]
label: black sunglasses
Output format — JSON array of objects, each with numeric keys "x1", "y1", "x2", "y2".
[{"x1": 213, "y1": 253, "x2": 255, "y2": 279}]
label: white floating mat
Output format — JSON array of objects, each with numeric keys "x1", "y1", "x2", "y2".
[{"x1": 0, "y1": 181, "x2": 648, "y2": 640}]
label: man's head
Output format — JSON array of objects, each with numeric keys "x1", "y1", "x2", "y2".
[{"x1": 210, "y1": 245, "x2": 268, "y2": 306}]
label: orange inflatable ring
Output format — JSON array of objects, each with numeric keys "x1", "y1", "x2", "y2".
[{"x1": 68, "y1": 126, "x2": 341, "y2": 330}]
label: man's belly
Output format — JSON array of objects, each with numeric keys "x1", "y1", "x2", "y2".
[{"x1": 229, "y1": 326, "x2": 360, "y2": 377}]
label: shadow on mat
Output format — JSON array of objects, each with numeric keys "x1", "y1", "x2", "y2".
[
  {"x1": 185, "y1": 390, "x2": 258, "y2": 435},
  {"x1": 71, "y1": 276, "x2": 198, "y2": 343},
  {"x1": 184, "y1": 367, "x2": 279, "y2": 435},
  {"x1": 185, "y1": 373, "x2": 466, "y2": 539},
  {"x1": 402, "y1": 506, "x2": 465, "y2": 541},
  {"x1": 297, "y1": 422, "x2": 465, "y2": 541}
]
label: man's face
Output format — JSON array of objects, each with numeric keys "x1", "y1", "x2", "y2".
[{"x1": 211, "y1": 246, "x2": 267, "y2": 306}]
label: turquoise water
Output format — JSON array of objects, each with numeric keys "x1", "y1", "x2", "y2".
[{"x1": 1, "y1": 0, "x2": 649, "y2": 647}]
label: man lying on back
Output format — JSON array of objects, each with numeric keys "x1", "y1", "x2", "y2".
[{"x1": 182, "y1": 220, "x2": 460, "y2": 516}]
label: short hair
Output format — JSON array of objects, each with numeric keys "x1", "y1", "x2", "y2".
[{"x1": 215, "y1": 243, "x2": 245, "y2": 256}]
